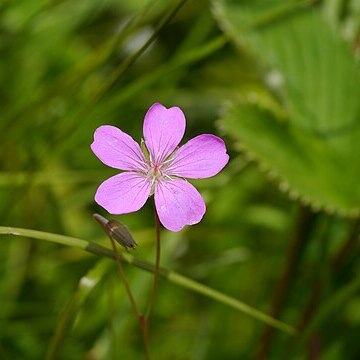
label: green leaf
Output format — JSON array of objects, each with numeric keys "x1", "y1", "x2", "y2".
[
  {"x1": 222, "y1": 102, "x2": 360, "y2": 216},
  {"x1": 213, "y1": 0, "x2": 360, "y2": 216}
]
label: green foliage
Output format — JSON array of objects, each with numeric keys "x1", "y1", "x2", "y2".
[
  {"x1": 1, "y1": 0, "x2": 360, "y2": 359},
  {"x1": 214, "y1": 0, "x2": 360, "y2": 216}
]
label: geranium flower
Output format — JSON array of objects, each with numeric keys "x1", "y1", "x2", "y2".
[{"x1": 91, "y1": 103, "x2": 229, "y2": 232}]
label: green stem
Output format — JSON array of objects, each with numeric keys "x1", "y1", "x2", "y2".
[
  {"x1": 141, "y1": 202, "x2": 162, "y2": 359},
  {"x1": 146, "y1": 202, "x2": 161, "y2": 319},
  {"x1": 108, "y1": 236, "x2": 150, "y2": 360},
  {"x1": 94, "y1": 214, "x2": 150, "y2": 360},
  {"x1": 57, "y1": 0, "x2": 189, "y2": 146},
  {"x1": 239, "y1": 0, "x2": 319, "y2": 32},
  {"x1": 142, "y1": 321, "x2": 151, "y2": 360},
  {"x1": 257, "y1": 206, "x2": 315, "y2": 359},
  {"x1": 0, "y1": 226, "x2": 298, "y2": 336},
  {"x1": 293, "y1": 274, "x2": 360, "y2": 355},
  {"x1": 109, "y1": 237, "x2": 141, "y2": 318},
  {"x1": 108, "y1": 236, "x2": 141, "y2": 321},
  {"x1": 46, "y1": 260, "x2": 111, "y2": 360}
]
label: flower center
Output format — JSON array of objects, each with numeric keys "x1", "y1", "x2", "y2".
[
  {"x1": 139, "y1": 139, "x2": 176, "y2": 194},
  {"x1": 145, "y1": 162, "x2": 165, "y2": 195},
  {"x1": 147, "y1": 161, "x2": 164, "y2": 179}
]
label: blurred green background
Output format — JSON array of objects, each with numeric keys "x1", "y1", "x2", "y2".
[{"x1": 1, "y1": 0, "x2": 360, "y2": 359}]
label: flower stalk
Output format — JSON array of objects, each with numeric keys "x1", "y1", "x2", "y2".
[
  {"x1": 146, "y1": 200, "x2": 162, "y2": 320},
  {"x1": 94, "y1": 216, "x2": 151, "y2": 360}
]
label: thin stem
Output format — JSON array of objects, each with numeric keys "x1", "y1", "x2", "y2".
[
  {"x1": 292, "y1": 218, "x2": 360, "y2": 359},
  {"x1": 56, "y1": 0, "x2": 189, "y2": 146},
  {"x1": 331, "y1": 218, "x2": 360, "y2": 270},
  {"x1": 256, "y1": 205, "x2": 316, "y2": 359},
  {"x1": 293, "y1": 273, "x2": 360, "y2": 354},
  {"x1": 107, "y1": 277, "x2": 117, "y2": 360},
  {"x1": 146, "y1": 201, "x2": 161, "y2": 320},
  {"x1": 141, "y1": 202, "x2": 161, "y2": 360},
  {"x1": 108, "y1": 236, "x2": 141, "y2": 321},
  {"x1": 142, "y1": 321, "x2": 151, "y2": 360},
  {"x1": 108, "y1": 236, "x2": 150, "y2": 360},
  {"x1": 0, "y1": 226, "x2": 298, "y2": 335}
]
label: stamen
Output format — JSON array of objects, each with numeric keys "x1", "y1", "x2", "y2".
[{"x1": 161, "y1": 158, "x2": 174, "y2": 165}]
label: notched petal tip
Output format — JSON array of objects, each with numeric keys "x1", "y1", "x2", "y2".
[
  {"x1": 148, "y1": 102, "x2": 185, "y2": 115},
  {"x1": 143, "y1": 102, "x2": 186, "y2": 165},
  {"x1": 147, "y1": 102, "x2": 165, "y2": 111}
]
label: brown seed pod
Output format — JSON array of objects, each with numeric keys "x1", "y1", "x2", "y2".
[{"x1": 93, "y1": 213, "x2": 137, "y2": 250}]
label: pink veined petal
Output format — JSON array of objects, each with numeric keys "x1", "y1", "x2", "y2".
[
  {"x1": 95, "y1": 172, "x2": 151, "y2": 214},
  {"x1": 154, "y1": 179, "x2": 206, "y2": 232},
  {"x1": 165, "y1": 134, "x2": 229, "y2": 179},
  {"x1": 143, "y1": 103, "x2": 186, "y2": 166},
  {"x1": 91, "y1": 125, "x2": 147, "y2": 171}
]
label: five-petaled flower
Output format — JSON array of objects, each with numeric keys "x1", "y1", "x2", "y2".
[{"x1": 91, "y1": 103, "x2": 229, "y2": 232}]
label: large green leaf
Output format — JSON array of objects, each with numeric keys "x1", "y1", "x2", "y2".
[
  {"x1": 213, "y1": 0, "x2": 360, "y2": 216},
  {"x1": 222, "y1": 103, "x2": 360, "y2": 216}
]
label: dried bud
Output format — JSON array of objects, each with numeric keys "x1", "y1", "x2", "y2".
[{"x1": 93, "y1": 213, "x2": 137, "y2": 250}]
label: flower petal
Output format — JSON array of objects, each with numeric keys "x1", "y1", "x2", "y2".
[
  {"x1": 95, "y1": 172, "x2": 151, "y2": 214},
  {"x1": 154, "y1": 179, "x2": 206, "y2": 232},
  {"x1": 165, "y1": 134, "x2": 229, "y2": 179},
  {"x1": 143, "y1": 103, "x2": 186, "y2": 165},
  {"x1": 91, "y1": 125, "x2": 147, "y2": 171}
]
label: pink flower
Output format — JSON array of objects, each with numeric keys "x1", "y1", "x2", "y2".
[{"x1": 91, "y1": 103, "x2": 229, "y2": 232}]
